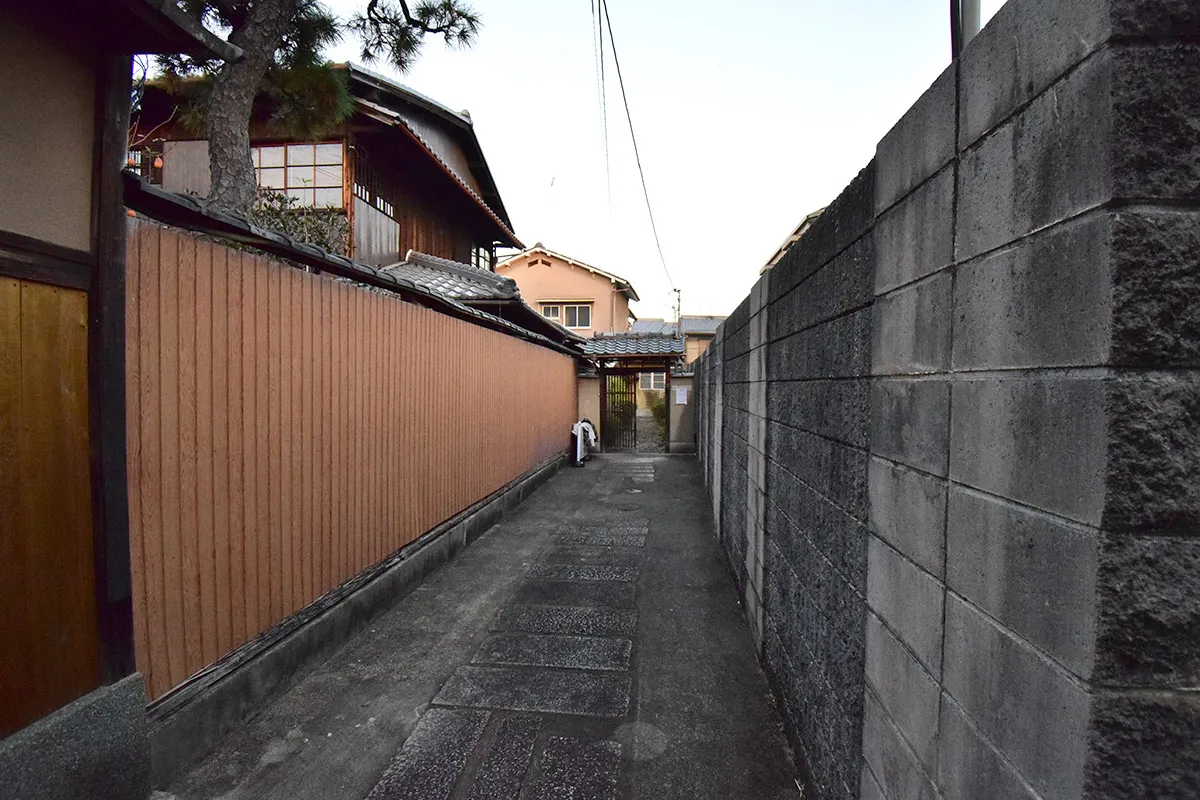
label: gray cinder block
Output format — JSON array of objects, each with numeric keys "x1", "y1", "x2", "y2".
[
  {"x1": 949, "y1": 376, "x2": 1106, "y2": 525},
  {"x1": 953, "y1": 214, "x2": 1112, "y2": 370},
  {"x1": 876, "y1": 65, "x2": 956, "y2": 213},
  {"x1": 956, "y1": 52, "x2": 1113, "y2": 261},
  {"x1": 937, "y1": 695, "x2": 1040, "y2": 800},
  {"x1": 1093, "y1": 533, "x2": 1200, "y2": 687},
  {"x1": 871, "y1": 270, "x2": 952, "y2": 376},
  {"x1": 860, "y1": 690, "x2": 940, "y2": 800},
  {"x1": 957, "y1": 0, "x2": 1110, "y2": 147},
  {"x1": 866, "y1": 536, "x2": 945, "y2": 676},
  {"x1": 946, "y1": 487, "x2": 1100, "y2": 678},
  {"x1": 942, "y1": 596, "x2": 1091, "y2": 800},
  {"x1": 870, "y1": 378, "x2": 950, "y2": 477},
  {"x1": 868, "y1": 457, "x2": 946, "y2": 578},
  {"x1": 864, "y1": 612, "x2": 941, "y2": 769},
  {"x1": 873, "y1": 167, "x2": 955, "y2": 294}
]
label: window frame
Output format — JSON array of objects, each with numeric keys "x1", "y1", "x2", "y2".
[
  {"x1": 563, "y1": 303, "x2": 592, "y2": 329},
  {"x1": 252, "y1": 141, "x2": 345, "y2": 208},
  {"x1": 640, "y1": 372, "x2": 666, "y2": 391}
]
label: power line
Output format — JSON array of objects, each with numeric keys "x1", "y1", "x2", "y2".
[
  {"x1": 597, "y1": 0, "x2": 610, "y2": 209},
  {"x1": 589, "y1": 0, "x2": 610, "y2": 206},
  {"x1": 600, "y1": 0, "x2": 675, "y2": 291}
]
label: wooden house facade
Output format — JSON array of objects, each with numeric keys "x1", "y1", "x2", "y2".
[
  {"x1": 0, "y1": 2, "x2": 237, "y2": 797},
  {"x1": 132, "y1": 64, "x2": 521, "y2": 268}
]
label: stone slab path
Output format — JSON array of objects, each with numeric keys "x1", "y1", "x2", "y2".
[{"x1": 162, "y1": 455, "x2": 800, "y2": 800}]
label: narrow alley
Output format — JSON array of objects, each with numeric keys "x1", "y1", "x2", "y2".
[{"x1": 162, "y1": 455, "x2": 800, "y2": 800}]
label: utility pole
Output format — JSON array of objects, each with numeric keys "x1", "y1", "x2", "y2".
[
  {"x1": 674, "y1": 288, "x2": 682, "y2": 329},
  {"x1": 951, "y1": 0, "x2": 982, "y2": 59}
]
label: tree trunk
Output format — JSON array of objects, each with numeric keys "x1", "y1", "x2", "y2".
[{"x1": 206, "y1": 0, "x2": 299, "y2": 213}]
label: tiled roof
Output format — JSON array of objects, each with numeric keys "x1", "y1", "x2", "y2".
[
  {"x1": 346, "y1": 64, "x2": 520, "y2": 247},
  {"x1": 383, "y1": 251, "x2": 518, "y2": 301},
  {"x1": 630, "y1": 316, "x2": 725, "y2": 336},
  {"x1": 121, "y1": 172, "x2": 577, "y2": 358},
  {"x1": 680, "y1": 316, "x2": 724, "y2": 335},
  {"x1": 582, "y1": 333, "x2": 685, "y2": 356},
  {"x1": 631, "y1": 318, "x2": 674, "y2": 335}
]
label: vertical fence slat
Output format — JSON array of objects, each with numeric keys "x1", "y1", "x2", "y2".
[
  {"x1": 337, "y1": 283, "x2": 349, "y2": 585},
  {"x1": 299, "y1": 271, "x2": 312, "y2": 607},
  {"x1": 242, "y1": 251, "x2": 258, "y2": 640},
  {"x1": 350, "y1": 288, "x2": 361, "y2": 573},
  {"x1": 178, "y1": 233, "x2": 202, "y2": 676},
  {"x1": 195, "y1": 237, "x2": 217, "y2": 667},
  {"x1": 211, "y1": 245, "x2": 231, "y2": 658},
  {"x1": 228, "y1": 248, "x2": 246, "y2": 648},
  {"x1": 123, "y1": 227, "x2": 146, "y2": 682},
  {"x1": 320, "y1": 277, "x2": 331, "y2": 595},
  {"x1": 158, "y1": 225, "x2": 184, "y2": 689},
  {"x1": 137, "y1": 225, "x2": 165, "y2": 695},
  {"x1": 291, "y1": 271, "x2": 303, "y2": 610},
  {"x1": 279, "y1": 269, "x2": 292, "y2": 616},
  {"x1": 267, "y1": 262, "x2": 281, "y2": 625},
  {"x1": 254, "y1": 256, "x2": 270, "y2": 632}
]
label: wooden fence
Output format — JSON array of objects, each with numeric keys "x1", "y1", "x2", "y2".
[{"x1": 126, "y1": 220, "x2": 577, "y2": 700}]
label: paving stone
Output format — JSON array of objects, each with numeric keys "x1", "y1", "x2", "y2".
[
  {"x1": 559, "y1": 518, "x2": 650, "y2": 531},
  {"x1": 472, "y1": 633, "x2": 632, "y2": 672},
  {"x1": 558, "y1": 523, "x2": 649, "y2": 535},
  {"x1": 541, "y1": 545, "x2": 644, "y2": 567},
  {"x1": 433, "y1": 666, "x2": 631, "y2": 718},
  {"x1": 530, "y1": 737, "x2": 622, "y2": 800},
  {"x1": 493, "y1": 604, "x2": 638, "y2": 637},
  {"x1": 555, "y1": 533, "x2": 647, "y2": 548},
  {"x1": 365, "y1": 708, "x2": 489, "y2": 800},
  {"x1": 528, "y1": 564, "x2": 639, "y2": 582},
  {"x1": 509, "y1": 580, "x2": 637, "y2": 610},
  {"x1": 467, "y1": 714, "x2": 541, "y2": 800}
]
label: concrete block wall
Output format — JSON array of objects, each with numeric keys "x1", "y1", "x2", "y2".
[{"x1": 691, "y1": 1, "x2": 1200, "y2": 798}]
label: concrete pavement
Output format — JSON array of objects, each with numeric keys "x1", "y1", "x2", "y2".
[{"x1": 162, "y1": 454, "x2": 801, "y2": 799}]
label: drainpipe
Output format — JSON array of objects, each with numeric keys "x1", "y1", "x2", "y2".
[{"x1": 951, "y1": 0, "x2": 982, "y2": 59}]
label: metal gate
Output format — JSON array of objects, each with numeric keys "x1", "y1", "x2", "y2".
[{"x1": 602, "y1": 373, "x2": 637, "y2": 451}]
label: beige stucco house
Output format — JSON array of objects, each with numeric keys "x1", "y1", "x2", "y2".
[{"x1": 496, "y1": 244, "x2": 638, "y2": 337}]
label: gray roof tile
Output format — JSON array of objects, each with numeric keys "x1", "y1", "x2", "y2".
[
  {"x1": 582, "y1": 334, "x2": 685, "y2": 356},
  {"x1": 630, "y1": 316, "x2": 724, "y2": 336},
  {"x1": 383, "y1": 251, "x2": 518, "y2": 301}
]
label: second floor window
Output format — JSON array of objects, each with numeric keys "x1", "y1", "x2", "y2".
[
  {"x1": 254, "y1": 143, "x2": 344, "y2": 208},
  {"x1": 540, "y1": 303, "x2": 591, "y2": 329},
  {"x1": 471, "y1": 246, "x2": 491, "y2": 271},
  {"x1": 640, "y1": 372, "x2": 666, "y2": 390}
]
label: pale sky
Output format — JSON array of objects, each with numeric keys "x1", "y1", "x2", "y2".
[{"x1": 323, "y1": 0, "x2": 1006, "y2": 320}]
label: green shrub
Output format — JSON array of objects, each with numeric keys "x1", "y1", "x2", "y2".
[
  {"x1": 650, "y1": 395, "x2": 667, "y2": 427},
  {"x1": 248, "y1": 189, "x2": 350, "y2": 256}
]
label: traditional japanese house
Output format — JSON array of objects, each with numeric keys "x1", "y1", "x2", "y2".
[{"x1": 131, "y1": 62, "x2": 521, "y2": 267}]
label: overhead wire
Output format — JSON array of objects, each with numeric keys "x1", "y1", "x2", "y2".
[
  {"x1": 599, "y1": 0, "x2": 676, "y2": 291},
  {"x1": 597, "y1": 0, "x2": 610, "y2": 209}
]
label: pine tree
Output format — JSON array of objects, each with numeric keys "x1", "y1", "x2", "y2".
[{"x1": 160, "y1": 0, "x2": 480, "y2": 213}]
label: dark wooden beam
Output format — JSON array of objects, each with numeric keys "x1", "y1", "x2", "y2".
[
  {"x1": 90, "y1": 54, "x2": 136, "y2": 683},
  {"x1": 0, "y1": 230, "x2": 94, "y2": 290}
]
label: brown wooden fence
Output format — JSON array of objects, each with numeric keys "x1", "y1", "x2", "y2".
[{"x1": 126, "y1": 219, "x2": 576, "y2": 700}]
